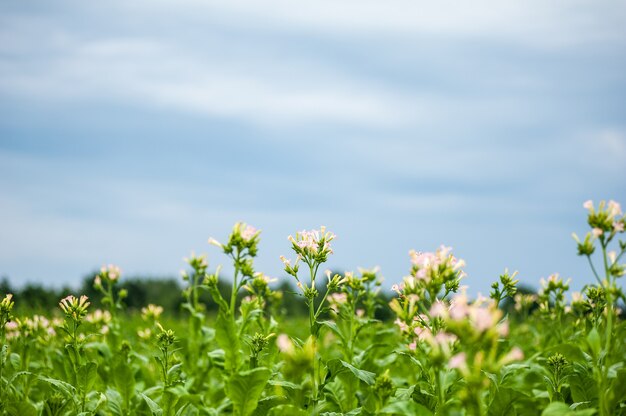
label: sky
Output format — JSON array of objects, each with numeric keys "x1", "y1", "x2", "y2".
[{"x1": 1, "y1": 1, "x2": 625, "y2": 296}]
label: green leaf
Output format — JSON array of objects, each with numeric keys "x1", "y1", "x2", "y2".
[
  {"x1": 319, "y1": 320, "x2": 346, "y2": 343},
  {"x1": 38, "y1": 376, "x2": 77, "y2": 398},
  {"x1": 1, "y1": 344, "x2": 7, "y2": 366},
  {"x1": 569, "y1": 372, "x2": 597, "y2": 405},
  {"x1": 488, "y1": 387, "x2": 518, "y2": 416},
  {"x1": 6, "y1": 401, "x2": 38, "y2": 416},
  {"x1": 380, "y1": 400, "x2": 432, "y2": 415},
  {"x1": 226, "y1": 367, "x2": 271, "y2": 416},
  {"x1": 9, "y1": 352, "x2": 21, "y2": 370},
  {"x1": 251, "y1": 395, "x2": 288, "y2": 416},
  {"x1": 267, "y1": 405, "x2": 308, "y2": 416},
  {"x1": 77, "y1": 361, "x2": 98, "y2": 392},
  {"x1": 139, "y1": 392, "x2": 163, "y2": 416},
  {"x1": 541, "y1": 402, "x2": 597, "y2": 416},
  {"x1": 325, "y1": 359, "x2": 376, "y2": 386},
  {"x1": 586, "y1": 328, "x2": 601, "y2": 358},
  {"x1": 113, "y1": 360, "x2": 135, "y2": 408},
  {"x1": 215, "y1": 311, "x2": 240, "y2": 372},
  {"x1": 106, "y1": 388, "x2": 124, "y2": 416}
]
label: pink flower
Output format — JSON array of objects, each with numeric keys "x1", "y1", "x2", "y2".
[
  {"x1": 414, "y1": 326, "x2": 432, "y2": 341},
  {"x1": 583, "y1": 200, "x2": 593, "y2": 210},
  {"x1": 608, "y1": 200, "x2": 622, "y2": 218},
  {"x1": 501, "y1": 347, "x2": 524, "y2": 364},
  {"x1": 408, "y1": 341, "x2": 417, "y2": 350},
  {"x1": 449, "y1": 352, "x2": 466, "y2": 369},
  {"x1": 592, "y1": 228, "x2": 603, "y2": 238},
  {"x1": 450, "y1": 293, "x2": 469, "y2": 320},
  {"x1": 429, "y1": 300, "x2": 448, "y2": 318},
  {"x1": 497, "y1": 321, "x2": 509, "y2": 337},
  {"x1": 614, "y1": 221, "x2": 624, "y2": 232},
  {"x1": 471, "y1": 307, "x2": 494, "y2": 332},
  {"x1": 277, "y1": 334, "x2": 294, "y2": 353},
  {"x1": 241, "y1": 225, "x2": 258, "y2": 241},
  {"x1": 394, "y1": 318, "x2": 409, "y2": 333}
]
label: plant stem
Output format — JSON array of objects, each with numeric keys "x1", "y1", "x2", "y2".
[
  {"x1": 230, "y1": 251, "x2": 241, "y2": 317},
  {"x1": 599, "y1": 242, "x2": 613, "y2": 416},
  {"x1": 308, "y1": 263, "x2": 318, "y2": 406}
]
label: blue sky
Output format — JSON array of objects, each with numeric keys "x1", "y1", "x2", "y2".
[{"x1": 1, "y1": 1, "x2": 625, "y2": 296}]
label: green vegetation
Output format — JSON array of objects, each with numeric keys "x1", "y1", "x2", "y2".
[{"x1": 0, "y1": 200, "x2": 625, "y2": 415}]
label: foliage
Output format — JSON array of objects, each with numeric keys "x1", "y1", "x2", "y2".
[{"x1": 0, "y1": 200, "x2": 625, "y2": 415}]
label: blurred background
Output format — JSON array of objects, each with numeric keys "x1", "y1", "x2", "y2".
[{"x1": 1, "y1": 1, "x2": 625, "y2": 298}]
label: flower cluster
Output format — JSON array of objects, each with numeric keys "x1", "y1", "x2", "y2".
[
  {"x1": 141, "y1": 304, "x2": 164, "y2": 322},
  {"x1": 85, "y1": 309, "x2": 113, "y2": 334},
  {"x1": 1, "y1": 293, "x2": 14, "y2": 329},
  {"x1": 94, "y1": 264, "x2": 121, "y2": 289},
  {"x1": 156, "y1": 324, "x2": 176, "y2": 348},
  {"x1": 403, "y1": 245, "x2": 465, "y2": 302},
  {"x1": 583, "y1": 199, "x2": 624, "y2": 237},
  {"x1": 209, "y1": 222, "x2": 261, "y2": 257},
  {"x1": 59, "y1": 295, "x2": 91, "y2": 323},
  {"x1": 443, "y1": 293, "x2": 509, "y2": 338},
  {"x1": 538, "y1": 273, "x2": 570, "y2": 315},
  {"x1": 389, "y1": 246, "x2": 466, "y2": 335},
  {"x1": 244, "y1": 272, "x2": 277, "y2": 299},
  {"x1": 5, "y1": 315, "x2": 57, "y2": 341},
  {"x1": 284, "y1": 226, "x2": 335, "y2": 270},
  {"x1": 182, "y1": 252, "x2": 208, "y2": 279}
]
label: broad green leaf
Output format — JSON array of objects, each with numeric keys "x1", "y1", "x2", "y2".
[
  {"x1": 586, "y1": 328, "x2": 601, "y2": 358},
  {"x1": 268, "y1": 379, "x2": 300, "y2": 391},
  {"x1": 267, "y1": 405, "x2": 308, "y2": 416},
  {"x1": 541, "y1": 402, "x2": 597, "y2": 416},
  {"x1": 226, "y1": 367, "x2": 271, "y2": 416},
  {"x1": 38, "y1": 376, "x2": 77, "y2": 398},
  {"x1": 251, "y1": 395, "x2": 288, "y2": 416},
  {"x1": 380, "y1": 400, "x2": 432, "y2": 415},
  {"x1": 319, "y1": 321, "x2": 346, "y2": 343},
  {"x1": 176, "y1": 403, "x2": 200, "y2": 416},
  {"x1": 488, "y1": 387, "x2": 517, "y2": 416},
  {"x1": 139, "y1": 392, "x2": 163, "y2": 416},
  {"x1": 1, "y1": 344, "x2": 7, "y2": 366},
  {"x1": 77, "y1": 361, "x2": 98, "y2": 392},
  {"x1": 9, "y1": 352, "x2": 21, "y2": 370},
  {"x1": 569, "y1": 372, "x2": 597, "y2": 405},
  {"x1": 215, "y1": 311, "x2": 240, "y2": 372},
  {"x1": 6, "y1": 401, "x2": 38, "y2": 416},
  {"x1": 325, "y1": 359, "x2": 376, "y2": 385},
  {"x1": 106, "y1": 388, "x2": 124, "y2": 416},
  {"x1": 113, "y1": 360, "x2": 135, "y2": 408}
]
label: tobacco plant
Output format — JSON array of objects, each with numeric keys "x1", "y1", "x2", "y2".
[{"x1": 0, "y1": 199, "x2": 624, "y2": 415}]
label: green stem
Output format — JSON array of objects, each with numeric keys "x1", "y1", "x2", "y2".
[
  {"x1": 0, "y1": 326, "x2": 5, "y2": 401},
  {"x1": 599, "y1": 241, "x2": 614, "y2": 416},
  {"x1": 230, "y1": 251, "x2": 241, "y2": 317},
  {"x1": 308, "y1": 263, "x2": 318, "y2": 406},
  {"x1": 436, "y1": 368, "x2": 445, "y2": 412},
  {"x1": 587, "y1": 255, "x2": 603, "y2": 286}
]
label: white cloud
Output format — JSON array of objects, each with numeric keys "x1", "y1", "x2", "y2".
[
  {"x1": 0, "y1": 31, "x2": 414, "y2": 126},
  {"x1": 150, "y1": 0, "x2": 626, "y2": 49}
]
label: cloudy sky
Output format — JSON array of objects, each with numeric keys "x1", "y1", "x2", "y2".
[{"x1": 1, "y1": 1, "x2": 625, "y2": 296}]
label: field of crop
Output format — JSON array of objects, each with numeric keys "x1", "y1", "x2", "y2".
[{"x1": 0, "y1": 200, "x2": 625, "y2": 416}]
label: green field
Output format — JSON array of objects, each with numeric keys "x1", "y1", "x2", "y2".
[{"x1": 1, "y1": 201, "x2": 625, "y2": 415}]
